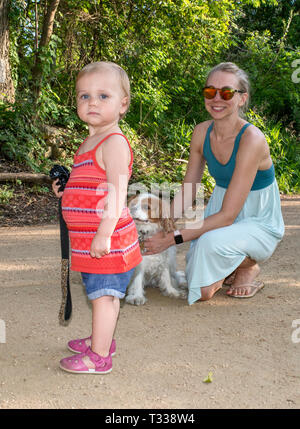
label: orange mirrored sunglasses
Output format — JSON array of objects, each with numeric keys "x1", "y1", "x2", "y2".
[{"x1": 203, "y1": 86, "x2": 245, "y2": 101}]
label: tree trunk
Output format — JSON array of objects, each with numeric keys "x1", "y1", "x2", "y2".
[
  {"x1": 32, "y1": 0, "x2": 61, "y2": 99},
  {"x1": 0, "y1": 172, "x2": 51, "y2": 184},
  {"x1": 0, "y1": 0, "x2": 15, "y2": 103}
]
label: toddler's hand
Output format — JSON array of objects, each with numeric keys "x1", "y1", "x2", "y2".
[
  {"x1": 90, "y1": 234, "x2": 111, "y2": 258},
  {"x1": 52, "y1": 179, "x2": 64, "y2": 198}
]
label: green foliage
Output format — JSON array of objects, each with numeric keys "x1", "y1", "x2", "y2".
[
  {"x1": 228, "y1": 0, "x2": 300, "y2": 131},
  {"x1": 229, "y1": 30, "x2": 300, "y2": 130},
  {"x1": 1, "y1": 0, "x2": 299, "y2": 195},
  {"x1": 246, "y1": 109, "x2": 300, "y2": 193},
  {"x1": 0, "y1": 100, "x2": 45, "y2": 171},
  {"x1": 0, "y1": 185, "x2": 14, "y2": 204},
  {"x1": 0, "y1": 95, "x2": 82, "y2": 172}
]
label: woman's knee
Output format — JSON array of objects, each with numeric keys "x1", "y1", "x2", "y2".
[
  {"x1": 195, "y1": 230, "x2": 223, "y2": 255},
  {"x1": 238, "y1": 257, "x2": 257, "y2": 269}
]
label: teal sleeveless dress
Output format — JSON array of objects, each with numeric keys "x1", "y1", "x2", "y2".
[{"x1": 186, "y1": 122, "x2": 285, "y2": 305}]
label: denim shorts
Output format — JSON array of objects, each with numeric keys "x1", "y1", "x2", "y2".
[{"x1": 81, "y1": 268, "x2": 135, "y2": 301}]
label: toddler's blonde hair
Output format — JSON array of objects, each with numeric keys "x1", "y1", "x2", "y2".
[{"x1": 76, "y1": 61, "x2": 131, "y2": 119}]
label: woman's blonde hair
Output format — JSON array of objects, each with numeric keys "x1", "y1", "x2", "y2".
[
  {"x1": 76, "y1": 61, "x2": 131, "y2": 119},
  {"x1": 206, "y1": 62, "x2": 250, "y2": 113}
]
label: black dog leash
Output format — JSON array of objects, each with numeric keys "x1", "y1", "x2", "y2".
[{"x1": 50, "y1": 165, "x2": 72, "y2": 324}]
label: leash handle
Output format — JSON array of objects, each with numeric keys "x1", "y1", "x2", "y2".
[{"x1": 58, "y1": 197, "x2": 72, "y2": 323}]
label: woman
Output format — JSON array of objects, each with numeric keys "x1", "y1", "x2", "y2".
[{"x1": 143, "y1": 62, "x2": 284, "y2": 304}]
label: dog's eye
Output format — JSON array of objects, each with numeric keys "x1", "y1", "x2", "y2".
[{"x1": 142, "y1": 204, "x2": 150, "y2": 211}]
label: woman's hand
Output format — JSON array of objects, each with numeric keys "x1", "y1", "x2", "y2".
[
  {"x1": 52, "y1": 179, "x2": 64, "y2": 198},
  {"x1": 143, "y1": 231, "x2": 172, "y2": 255},
  {"x1": 90, "y1": 234, "x2": 111, "y2": 258}
]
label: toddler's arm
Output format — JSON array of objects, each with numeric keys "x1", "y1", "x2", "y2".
[{"x1": 90, "y1": 135, "x2": 131, "y2": 258}]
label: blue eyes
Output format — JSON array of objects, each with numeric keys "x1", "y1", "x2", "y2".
[{"x1": 80, "y1": 94, "x2": 108, "y2": 100}]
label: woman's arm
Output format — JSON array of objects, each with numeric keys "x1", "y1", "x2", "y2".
[
  {"x1": 171, "y1": 122, "x2": 208, "y2": 220},
  {"x1": 144, "y1": 126, "x2": 265, "y2": 254}
]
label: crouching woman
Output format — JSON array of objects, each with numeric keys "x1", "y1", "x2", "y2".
[{"x1": 144, "y1": 62, "x2": 284, "y2": 303}]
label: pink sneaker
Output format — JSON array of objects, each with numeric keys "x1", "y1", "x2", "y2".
[
  {"x1": 60, "y1": 347, "x2": 112, "y2": 374},
  {"x1": 67, "y1": 336, "x2": 116, "y2": 356}
]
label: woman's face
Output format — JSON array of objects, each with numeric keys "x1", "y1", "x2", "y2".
[{"x1": 204, "y1": 71, "x2": 248, "y2": 120}]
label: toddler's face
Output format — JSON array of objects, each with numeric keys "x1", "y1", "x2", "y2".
[{"x1": 76, "y1": 70, "x2": 128, "y2": 128}]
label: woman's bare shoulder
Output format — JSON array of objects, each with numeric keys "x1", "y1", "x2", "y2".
[
  {"x1": 191, "y1": 120, "x2": 213, "y2": 149},
  {"x1": 193, "y1": 120, "x2": 213, "y2": 135},
  {"x1": 246, "y1": 123, "x2": 266, "y2": 139},
  {"x1": 242, "y1": 123, "x2": 267, "y2": 151},
  {"x1": 238, "y1": 123, "x2": 270, "y2": 165}
]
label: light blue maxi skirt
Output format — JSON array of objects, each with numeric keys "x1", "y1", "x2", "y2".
[{"x1": 186, "y1": 180, "x2": 285, "y2": 305}]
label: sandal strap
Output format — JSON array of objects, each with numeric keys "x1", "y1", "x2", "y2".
[
  {"x1": 77, "y1": 336, "x2": 91, "y2": 344},
  {"x1": 86, "y1": 347, "x2": 101, "y2": 363},
  {"x1": 229, "y1": 281, "x2": 262, "y2": 291},
  {"x1": 85, "y1": 347, "x2": 110, "y2": 367}
]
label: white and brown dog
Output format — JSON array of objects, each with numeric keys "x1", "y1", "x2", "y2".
[{"x1": 126, "y1": 193, "x2": 187, "y2": 305}]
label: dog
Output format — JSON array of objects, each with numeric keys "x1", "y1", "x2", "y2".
[{"x1": 125, "y1": 193, "x2": 187, "y2": 305}]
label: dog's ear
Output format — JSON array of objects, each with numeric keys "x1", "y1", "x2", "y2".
[
  {"x1": 147, "y1": 195, "x2": 161, "y2": 220},
  {"x1": 127, "y1": 194, "x2": 137, "y2": 206},
  {"x1": 159, "y1": 198, "x2": 170, "y2": 219},
  {"x1": 161, "y1": 217, "x2": 176, "y2": 233},
  {"x1": 159, "y1": 198, "x2": 175, "y2": 233}
]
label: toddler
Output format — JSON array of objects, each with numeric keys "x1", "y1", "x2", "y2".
[{"x1": 53, "y1": 61, "x2": 142, "y2": 374}]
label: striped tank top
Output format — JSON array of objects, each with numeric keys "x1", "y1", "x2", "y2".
[{"x1": 61, "y1": 133, "x2": 142, "y2": 274}]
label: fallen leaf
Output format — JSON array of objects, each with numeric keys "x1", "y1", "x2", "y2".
[{"x1": 203, "y1": 372, "x2": 213, "y2": 383}]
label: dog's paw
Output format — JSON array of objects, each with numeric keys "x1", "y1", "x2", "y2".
[
  {"x1": 174, "y1": 271, "x2": 188, "y2": 289},
  {"x1": 125, "y1": 295, "x2": 147, "y2": 306},
  {"x1": 162, "y1": 288, "x2": 181, "y2": 299},
  {"x1": 162, "y1": 286, "x2": 187, "y2": 300},
  {"x1": 179, "y1": 289, "x2": 188, "y2": 299},
  {"x1": 172, "y1": 288, "x2": 188, "y2": 299}
]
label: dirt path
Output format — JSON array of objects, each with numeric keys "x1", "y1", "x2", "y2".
[{"x1": 0, "y1": 196, "x2": 299, "y2": 409}]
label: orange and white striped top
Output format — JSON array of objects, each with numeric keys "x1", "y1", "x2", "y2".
[{"x1": 61, "y1": 133, "x2": 142, "y2": 274}]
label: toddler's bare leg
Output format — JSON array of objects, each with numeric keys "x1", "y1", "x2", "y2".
[
  {"x1": 81, "y1": 295, "x2": 119, "y2": 369},
  {"x1": 91, "y1": 295, "x2": 120, "y2": 356}
]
